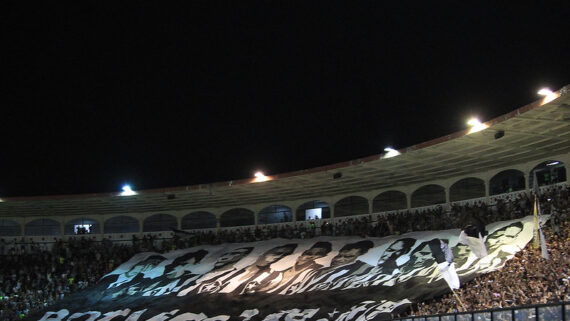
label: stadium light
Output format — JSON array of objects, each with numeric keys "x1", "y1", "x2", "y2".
[
  {"x1": 467, "y1": 117, "x2": 488, "y2": 134},
  {"x1": 120, "y1": 184, "x2": 137, "y2": 196},
  {"x1": 382, "y1": 147, "x2": 401, "y2": 159},
  {"x1": 253, "y1": 171, "x2": 270, "y2": 183},
  {"x1": 537, "y1": 87, "x2": 558, "y2": 104}
]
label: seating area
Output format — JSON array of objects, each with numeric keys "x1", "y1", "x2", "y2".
[
  {"x1": 0, "y1": 186, "x2": 568, "y2": 320},
  {"x1": 399, "y1": 217, "x2": 569, "y2": 318}
]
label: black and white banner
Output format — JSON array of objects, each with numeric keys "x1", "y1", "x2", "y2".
[{"x1": 33, "y1": 216, "x2": 537, "y2": 321}]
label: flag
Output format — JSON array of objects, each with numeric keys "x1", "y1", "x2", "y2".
[
  {"x1": 438, "y1": 262, "x2": 460, "y2": 290},
  {"x1": 429, "y1": 239, "x2": 460, "y2": 290},
  {"x1": 458, "y1": 225, "x2": 488, "y2": 258},
  {"x1": 31, "y1": 219, "x2": 539, "y2": 321}
]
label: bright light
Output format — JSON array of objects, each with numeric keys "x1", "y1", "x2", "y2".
[
  {"x1": 538, "y1": 88, "x2": 553, "y2": 96},
  {"x1": 253, "y1": 171, "x2": 270, "y2": 183},
  {"x1": 74, "y1": 224, "x2": 92, "y2": 234},
  {"x1": 382, "y1": 147, "x2": 401, "y2": 159},
  {"x1": 305, "y1": 208, "x2": 322, "y2": 220},
  {"x1": 467, "y1": 117, "x2": 488, "y2": 134},
  {"x1": 546, "y1": 161, "x2": 560, "y2": 166},
  {"x1": 120, "y1": 184, "x2": 137, "y2": 196},
  {"x1": 538, "y1": 88, "x2": 559, "y2": 104}
]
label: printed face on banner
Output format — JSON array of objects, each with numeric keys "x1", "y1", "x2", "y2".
[
  {"x1": 331, "y1": 248, "x2": 363, "y2": 267},
  {"x1": 485, "y1": 222, "x2": 524, "y2": 252},
  {"x1": 255, "y1": 244, "x2": 296, "y2": 267},
  {"x1": 330, "y1": 241, "x2": 373, "y2": 267},
  {"x1": 409, "y1": 243, "x2": 435, "y2": 269},
  {"x1": 452, "y1": 243, "x2": 472, "y2": 268},
  {"x1": 136, "y1": 256, "x2": 166, "y2": 273},
  {"x1": 397, "y1": 241, "x2": 438, "y2": 283},
  {"x1": 378, "y1": 238, "x2": 415, "y2": 264},
  {"x1": 295, "y1": 242, "x2": 331, "y2": 268},
  {"x1": 214, "y1": 247, "x2": 253, "y2": 269}
]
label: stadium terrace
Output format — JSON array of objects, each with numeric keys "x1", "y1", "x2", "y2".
[
  {"x1": 0, "y1": 86, "x2": 568, "y2": 237},
  {"x1": 0, "y1": 86, "x2": 569, "y2": 321}
]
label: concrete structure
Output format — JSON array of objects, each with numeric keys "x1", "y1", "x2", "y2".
[{"x1": 1, "y1": 85, "x2": 569, "y2": 241}]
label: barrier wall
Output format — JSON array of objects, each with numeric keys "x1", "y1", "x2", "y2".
[{"x1": 393, "y1": 302, "x2": 569, "y2": 321}]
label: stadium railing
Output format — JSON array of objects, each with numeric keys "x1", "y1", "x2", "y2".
[{"x1": 392, "y1": 301, "x2": 569, "y2": 321}]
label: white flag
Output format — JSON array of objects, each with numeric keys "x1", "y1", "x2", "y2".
[
  {"x1": 438, "y1": 262, "x2": 460, "y2": 290},
  {"x1": 458, "y1": 231, "x2": 488, "y2": 258}
]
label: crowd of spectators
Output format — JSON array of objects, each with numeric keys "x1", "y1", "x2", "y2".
[
  {"x1": 0, "y1": 240, "x2": 138, "y2": 320},
  {"x1": 173, "y1": 185, "x2": 567, "y2": 247},
  {"x1": 400, "y1": 217, "x2": 569, "y2": 318},
  {"x1": 0, "y1": 185, "x2": 568, "y2": 320}
]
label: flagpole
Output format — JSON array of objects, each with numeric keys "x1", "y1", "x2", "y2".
[
  {"x1": 533, "y1": 194, "x2": 540, "y2": 249},
  {"x1": 451, "y1": 289, "x2": 467, "y2": 312},
  {"x1": 532, "y1": 172, "x2": 541, "y2": 249}
]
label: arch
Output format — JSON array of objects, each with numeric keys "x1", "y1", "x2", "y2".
[
  {"x1": 0, "y1": 219, "x2": 22, "y2": 236},
  {"x1": 490, "y1": 169, "x2": 525, "y2": 195},
  {"x1": 143, "y1": 214, "x2": 178, "y2": 232},
  {"x1": 64, "y1": 217, "x2": 101, "y2": 235},
  {"x1": 334, "y1": 196, "x2": 369, "y2": 217},
  {"x1": 258, "y1": 205, "x2": 293, "y2": 225},
  {"x1": 529, "y1": 160, "x2": 567, "y2": 187},
  {"x1": 296, "y1": 200, "x2": 331, "y2": 221},
  {"x1": 181, "y1": 211, "x2": 217, "y2": 229},
  {"x1": 25, "y1": 218, "x2": 61, "y2": 236},
  {"x1": 373, "y1": 190, "x2": 407, "y2": 212},
  {"x1": 104, "y1": 216, "x2": 139, "y2": 234},
  {"x1": 220, "y1": 208, "x2": 254, "y2": 227},
  {"x1": 411, "y1": 184, "x2": 445, "y2": 207},
  {"x1": 450, "y1": 177, "x2": 486, "y2": 202}
]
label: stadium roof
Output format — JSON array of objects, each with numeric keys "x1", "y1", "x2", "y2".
[{"x1": 1, "y1": 85, "x2": 569, "y2": 217}]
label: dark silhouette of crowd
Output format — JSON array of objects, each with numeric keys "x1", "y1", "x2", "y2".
[
  {"x1": 0, "y1": 185, "x2": 568, "y2": 320},
  {"x1": 173, "y1": 186, "x2": 566, "y2": 248},
  {"x1": 0, "y1": 238, "x2": 139, "y2": 320}
]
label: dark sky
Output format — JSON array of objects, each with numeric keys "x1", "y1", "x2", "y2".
[{"x1": 2, "y1": 1, "x2": 569, "y2": 197}]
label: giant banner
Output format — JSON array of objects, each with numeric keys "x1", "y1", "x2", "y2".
[{"x1": 33, "y1": 216, "x2": 536, "y2": 321}]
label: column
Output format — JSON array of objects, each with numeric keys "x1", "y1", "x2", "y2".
[{"x1": 138, "y1": 218, "x2": 144, "y2": 236}]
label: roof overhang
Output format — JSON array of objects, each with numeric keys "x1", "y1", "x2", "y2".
[{"x1": 1, "y1": 86, "x2": 569, "y2": 217}]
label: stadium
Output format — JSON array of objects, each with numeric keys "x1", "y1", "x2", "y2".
[{"x1": 1, "y1": 86, "x2": 569, "y2": 320}]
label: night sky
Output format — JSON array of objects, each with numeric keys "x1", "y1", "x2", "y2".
[{"x1": 2, "y1": 2, "x2": 569, "y2": 197}]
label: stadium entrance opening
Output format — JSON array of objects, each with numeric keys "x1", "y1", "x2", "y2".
[{"x1": 305, "y1": 208, "x2": 322, "y2": 220}]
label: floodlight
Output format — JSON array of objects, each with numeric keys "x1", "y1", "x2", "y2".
[
  {"x1": 382, "y1": 147, "x2": 401, "y2": 159},
  {"x1": 538, "y1": 88, "x2": 553, "y2": 96},
  {"x1": 120, "y1": 184, "x2": 137, "y2": 196},
  {"x1": 538, "y1": 88, "x2": 558, "y2": 104},
  {"x1": 253, "y1": 171, "x2": 270, "y2": 183},
  {"x1": 467, "y1": 117, "x2": 488, "y2": 134}
]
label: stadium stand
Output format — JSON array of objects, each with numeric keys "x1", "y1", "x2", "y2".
[
  {"x1": 1, "y1": 86, "x2": 569, "y2": 320},
  {"x1": 0, "y1": 189, "x2": 568, "y2": 320}
]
